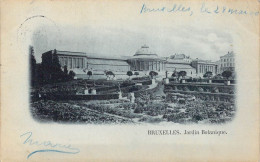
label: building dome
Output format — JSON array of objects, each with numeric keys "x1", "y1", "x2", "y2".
[{"x1": 134, "y1": 45, "x2": 158, "y2": 57}]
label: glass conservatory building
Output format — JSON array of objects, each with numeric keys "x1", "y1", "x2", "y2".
[{"x1": 127, "y1": 45, "x2": 166, "y2": 71}]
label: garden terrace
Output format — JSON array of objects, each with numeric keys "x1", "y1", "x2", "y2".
[
  {"x1": 168, "y1": 78, "x2": 236, "y2": 84},
  {"x1": 31, "y1": 78, "x2": 155, "y2": 102},
  {"x1": 39, "y1": 93, "x2": 120, "y2": 101},
  {"x1": 163, "y1": 99, "x2": 235, "y2": 124},
  {"x1": 164, "y1": 83, "x2": 235, "y2": 94},
  {"x1": 134, "y1": 82, "x2": 161, "y2": 98},
  {"x1": 165, "y1": 91, "x2": 235, "y2": 103},
  {"x1": 31, "y1": 100, "x2": 134, "y2": 124}
]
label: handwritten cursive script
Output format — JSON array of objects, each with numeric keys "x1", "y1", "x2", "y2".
[
  {"x1": 140, "y1": 3, "x2": 194, "y2": 16},
  {"x1": 20, "y1": 132, "x2": 80, "y2": 159},
  {"x1": 140, "y1": 3, "x2": 259, "y2": 16}
]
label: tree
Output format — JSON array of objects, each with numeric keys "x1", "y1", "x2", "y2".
[
  {"x1": 105, "y1": 71, "x2": 115, "y2": 80},
  {"x1": 42, "y1": 50, "x2": 64, "y2": 82},
  {"x1": 69, "y1": 71, "x2": 75, "y2": 79},
  {"x1": 62, "y1": 65, "x2": 70, "y2": 81},
  {"x1": 149, "y1": 71, "x2": 158, "y2": 79},
  {"x1": 178, "y1": 71, "x2": 187, "y2": 78},
  {"x1": 213, "y1": 74, "x2": 223, "y2": 79},
  {"x1": 35, "y1": 63, "x2": 44, "y2": 84},
  {"x1": 29, "y1": 46, "x2": 37, "y2": 86},
  {"x1": 127, "y1": 71, "x2": 133, "y2": 79},
  {"x1": 134, "y1": 71, "x2": 139, "y2": 76},
  {"x1": 52, "y1": 54, "x2": 63, "y2": 81},
  {"x1": 87, "y1": 71, "x2": 92, "y2": 79},
  {"x1": 64, "y1": 65, "x2": 68, "y2": 74},
  {"x1": 172, "y1": 71, "x2": 178, "y2": 78},
  {"x1": 203, "y1": 71, "x2": 213, "y2": 79},
  {"x1": 222, "y1": 70, "x2": 232, "y2": 80}
]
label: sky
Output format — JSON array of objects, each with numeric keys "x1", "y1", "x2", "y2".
[{"x1": 30, "y1": 22, "x2": 233, "y2": 63}]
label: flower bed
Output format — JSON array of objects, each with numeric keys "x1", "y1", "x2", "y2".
[{"x1": 31, "y1": 100, "x2": 132, "y2": 124}]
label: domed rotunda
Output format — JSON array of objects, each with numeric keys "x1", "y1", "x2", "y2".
[{"x1": 127, "y1": 45, "x2": 166, "y2": 71}]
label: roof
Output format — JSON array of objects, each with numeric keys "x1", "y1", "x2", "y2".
[
  {"x1": 130, "y1": 55, "x2": 163, "y2": 60},
  {"x1": 134, "y1": 45, "x2": 158, "y2": 56},
  {"x1": 54, "y1": 50, "x2": 86, "y2": 56},
  {"x1": 220, "y1": 51, "x2": 235, "y2": 58},
  {"x1": 86, "y1": 53, "x2": 128, "y2": 60},
  {"x1": 44, "y1": 49, "x2": 129, "y2": 60},
  {"x1": 167, "y1": 59, "x2": 191, "y2": 64},
  {"x1": 192, "y1": 59, "x2": 217, "y2": 65},
  {"x1": 170, "y1": 54, "x2": 190, "y2": 59},
  {"x1": 166, "y1": 63, "x2": 195, "y2": 69},
  {"x1": 87, "y1": 58, "x2": 129, "y2": 66}
]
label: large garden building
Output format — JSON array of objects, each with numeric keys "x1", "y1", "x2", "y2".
[
  {"x1": 127, "y1": 45, "x2": 166, "y2": 72},
  {"x1": 191, "y1": 59, "x2": 218, "y2": 77},
  {"x1": 41, "y1": 45, "x2": 219, "y2": 79},
  {"x1": 219, "y1": 51, "x2": 235, "y2": 73}
]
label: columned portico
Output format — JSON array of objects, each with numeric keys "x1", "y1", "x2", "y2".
[{"x1": 127, "y1": 45, "x2": 166, "y2": 72}]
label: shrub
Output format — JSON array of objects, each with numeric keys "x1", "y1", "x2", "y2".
[
  {"x1": 87, "y1": 71, "x2": 92, "y2": 79},
  {"x1": 134, "y1": 108, "x2": 143, "y2": 113},
  {"x1": 149, "y1": 71, "x2": 158, "y2": 79},
  {"x1": 203, "y1": 71, "x2": 213, "y2": 78},
  {"x1": 127, "y1": 71, "x2": 133, "y2": 79},
  {"x1": 178, "y1": 71, "x2": 187, "y2": 78},
  {"x1": 222, "y1": 70, "x2": 232, "y2": 80},
  {"x1": 192, "y1": 114, "x2": 204, "y2": 121}
]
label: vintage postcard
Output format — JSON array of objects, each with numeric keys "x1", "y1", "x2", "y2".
[{"x1": 1, "y1": 0, "x2": 259, "y2": 161}]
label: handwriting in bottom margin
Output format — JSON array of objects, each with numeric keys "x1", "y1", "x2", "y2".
[{"x1": 20, "y1": 132, "x2": 80, "y2": 159}]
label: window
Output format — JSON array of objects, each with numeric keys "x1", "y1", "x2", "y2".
[
  {"x1": 61, "y1": 57, "x2": 64, "y2": 66},
  {"x1": 64, "y1": 57, "x2": 68, "y2": 66},
  {"x1": 73, "y1": 58, "x2": 76, "y2": 68},
  {"x1": 77, "y1": 58, "x2": 79, "y2": 68},
  {"x1": 81, "y1": 59, "x2": 84, "y2": 68},
  {"x1": 69, "y1": 58, "x2": 72, "y2": 69},
  {"x1": 59, "y1": 57, "x2": 62, "y2": 66}
]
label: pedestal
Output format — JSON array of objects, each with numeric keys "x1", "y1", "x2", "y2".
[
  {"x1": 130, "y1": 93, "x2": 135, "y2": 103},
  {"x1": 226, "y1": 80, "x2": 230, "y2": 85},
  {"x1": 165, "y1": 78, "x2": 169, "y2": 84},
  {"x1": 208, "y1": 80, "x2": 212, "y2": 84},
  {"x1": 92, "y1": 89, "x2": 97, "y2": 94},
  {"x1": 119, "y1": 91, "x2": 122, "y2": 99},
  {"x1": 84, "y1": 89, "x2": 89, "y2": 95},
  {"x1": 152, "y1": 79, "x2": 155, "y2": 85}
]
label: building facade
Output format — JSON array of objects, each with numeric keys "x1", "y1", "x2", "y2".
[
  {"x1": 42, "y1": 49, "x2": 87, "y2": 70},
  {"x1": 191, "y1": 59, "x2": 218, "y2": 77},
  {"x1": 165, "y1": 56, "x2": 196, "y2": 77},
  {"x1": 87, "y1": 56, "x2": 130, "y2": 72},
  {"x1": 219, "y1": 51, "x2": 235, "y2": 73},
  {"x1": 127, "y1": 45, "x2": 166, "y2": 71},
  {"x1": 41, "y1": 45, "x2": 219, "y2": 79},
  {"x1": 169, "y1": 54, "x2": 192, "y2": 63}
]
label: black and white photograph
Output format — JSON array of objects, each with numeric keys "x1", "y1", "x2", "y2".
[{"x1": 29, "y1": 24, "x2": 236, "y2": 125}]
